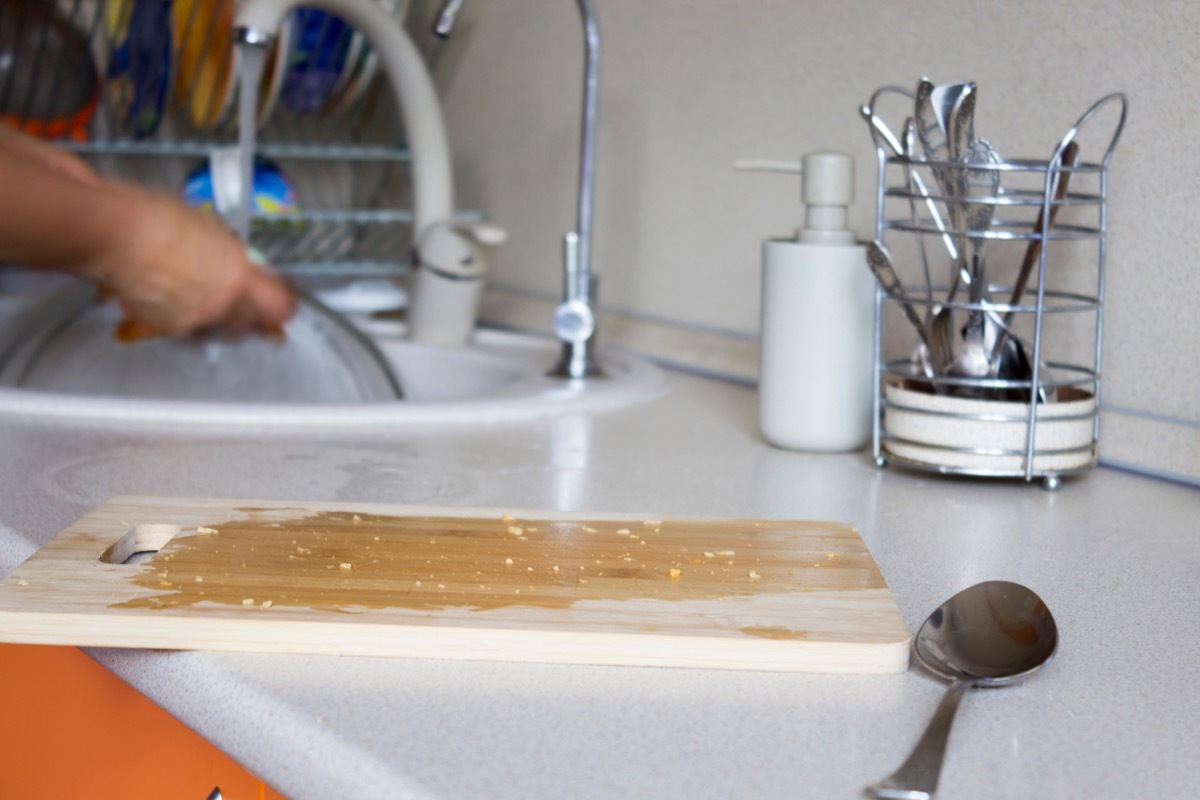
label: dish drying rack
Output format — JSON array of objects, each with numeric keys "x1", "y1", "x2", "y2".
[
  {"x1": 1, "y1": 0, "x2": 466, "y2": 288},
  {"x1": 862, "y1": 86, "x2": 1127, "y2": 489}
]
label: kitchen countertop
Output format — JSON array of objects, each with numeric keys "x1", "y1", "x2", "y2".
[{"x1": 1, "y1": 365, "x2": 1197, "y2": 799}]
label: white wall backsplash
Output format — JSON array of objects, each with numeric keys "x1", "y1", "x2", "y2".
[{"x1": 420, "y1": 0, "x2": 1200, "y2": 484}]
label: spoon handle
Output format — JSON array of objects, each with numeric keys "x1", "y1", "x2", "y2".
[
  {"x1": 864, "y1": 679, "x2": 971, "y2": 800},
  {"x1": 866, "y1": 241, "x2": 932, "y2": 350}
]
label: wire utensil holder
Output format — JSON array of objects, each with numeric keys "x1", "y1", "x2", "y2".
[{"x1": 862, "y1": 86, "x2": 1127, "y2": 489}]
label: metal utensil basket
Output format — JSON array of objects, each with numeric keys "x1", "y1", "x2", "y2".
[{"x1": 862, "y1": 87, "x2": 1127, "y2": 489}]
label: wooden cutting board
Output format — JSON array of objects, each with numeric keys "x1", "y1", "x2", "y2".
[{"x1": 0, "y1": 497, "x2": 910, "y2": 673}]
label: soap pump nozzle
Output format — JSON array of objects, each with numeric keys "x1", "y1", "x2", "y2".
[
  {"x1": 734, "y1": 151, "x2": 857, "y2": 245},
  {"x1": 797, "y1": 151, "x2": 856, "y2": 245}
]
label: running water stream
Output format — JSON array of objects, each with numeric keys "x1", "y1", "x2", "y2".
[{"x1": 234, "y1": 42, "x2": 267, "y2": 244}]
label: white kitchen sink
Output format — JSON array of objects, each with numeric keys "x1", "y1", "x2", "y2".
[{"x1": 0, "y1": 294, "x2": 667, "y2": 428}]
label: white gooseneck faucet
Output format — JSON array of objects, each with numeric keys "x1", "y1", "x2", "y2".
[{"x1": 235, "y1": 0, "x2": 504, "y2": 346}]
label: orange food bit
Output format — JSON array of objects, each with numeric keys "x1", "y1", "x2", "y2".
[
  {"x1": 113, "y1": 318, "x2": 287, "y2": 343},
  {"x1": 113, "y1": 317, "x2": 164, "y2": 343}
]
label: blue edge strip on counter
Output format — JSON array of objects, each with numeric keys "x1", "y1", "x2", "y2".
[
  {"x1": 654, "y1": 355, "x2": 1200, "y2": 490},
  {"x1": 660, "y1": 357, "x2": 1200, "y2": 490}
]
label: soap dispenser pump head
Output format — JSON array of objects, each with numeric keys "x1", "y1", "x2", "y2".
[
  {"x1": 798, "y1": 151, "x2": 855, "y2": 245},
  {"x1": 732, "y1": 152, "x2": 857, "y2": 245}
]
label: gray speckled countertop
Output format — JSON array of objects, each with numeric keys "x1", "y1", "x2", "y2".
[{"x1": 1, "y1": 369, "x2": 1197, "y2": 799}]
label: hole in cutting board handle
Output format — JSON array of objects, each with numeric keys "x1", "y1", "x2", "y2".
[{"x1": 99, "y1": 524, "x2": 182, "y2": 565}]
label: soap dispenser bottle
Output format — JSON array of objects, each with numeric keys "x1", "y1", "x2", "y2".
[{"x1": 757, "y1": 151, "x2": 875, "y2": 452}]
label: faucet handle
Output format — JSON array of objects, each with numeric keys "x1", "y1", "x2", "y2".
[
  {"x1": 415, "y1": 220, "x2": 506, "y2": 281},
  {"x1": 553, "y1": 300, "x2": 595, "y2": 345},
  {"x1": 459, "y1": 220, "x2": 507, "y2": 246},
  {"x1": 434, "y1": 0, "x2": 467, "y2": 38},
  {"x1": 414, "y1": 221, "x2": 494, "y2": 280},
  {"x1": 553, "y1": 232, "x2": 595, "y2": 345}
]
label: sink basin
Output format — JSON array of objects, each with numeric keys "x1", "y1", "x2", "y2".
[{"x1": 0, "y1": 295, "x2": 667, "y2": 428}]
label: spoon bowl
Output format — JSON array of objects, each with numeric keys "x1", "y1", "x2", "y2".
[
  {"x1": 914, "y1": 580, "x2": 1057, "y2": 684},
  {"x1": 865, "y1": 581, "x2": 1057, "y2": 799}
]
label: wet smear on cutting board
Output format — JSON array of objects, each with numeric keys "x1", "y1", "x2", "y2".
[{"x1": 112, "y1": 511, "x2": 882, "y2": 613}]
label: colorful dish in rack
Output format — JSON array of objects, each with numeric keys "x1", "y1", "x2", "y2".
[
  {"x1": 283, "y1": 0, "x2": 407, "y2": 117},
  {"x1": 0, "y1": 0, "x2": 100, "y2": 140},
  {"x1": 280, "y1": 8, "x2": 355, "y2": 114},
  {"x1": 181, "y1": 156, "x2": 300, "y2": 227},
  {"x1": 323, "y1": 25, "x2": 379, "y2": 115},
  {"x1": 105, "y1": 0, "x2": 171, "y2": 138},
  {"x1": 171, "y1": 0, "x2": 237, "y2": 128},
  {"x1": 171, "y1": 0, "x2": 292, "y2": 130}
]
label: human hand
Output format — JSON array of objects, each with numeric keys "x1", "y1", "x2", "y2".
[
  {"x1": 0, "y1": 125, "x2": 294, "y2": 337},
  {"x1": 87, "y1": 185, "x2": 296, "y2": 337}
]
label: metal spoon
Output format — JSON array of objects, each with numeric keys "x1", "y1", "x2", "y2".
[
  {"x1": 988, "y1": 141, "x2": 1080, "y2": 367},
  {"x1": 856, "y1": 105, "x2": 958, "y2": 269},
  {"x1": 971, "y1": 143, "x2": 1079, "y2": 402},
  {"x1": 915, "y1": 80, "x2": 974, "y2": 206},
  {"x1": 941, "y1": 136, "x2": 1002, "y2": 383},
  {"x1": 925, "y1": 137, "x2": 1001, "y2": 383},
  {"x1": 927, "y1": 84, "x2": 997, "y2": 383},
  {"x1": 938, "y1": 141, "x2": 1075, "y2": 399},
  {"x1": 932, "y1": 82, "x2": 975, "y2": 149},
  {"x1": 864, "y1": 581, "x2": 1058, "y2": 800},
  {"x1": 903, "y1": 117, "x2": 935, "y2": 315},
  {"x1": 913, "y1": 79, "x2": 951, "y2": 195},
  {"x1": 866, "y1": 240, "x2": 932, "y2": 354},
  {"x1": 916, "y1": 81, "x2": 994, "y2": 384},
  {"x1": 915, "y1": 79, "x2": 973, "y2": 165}
]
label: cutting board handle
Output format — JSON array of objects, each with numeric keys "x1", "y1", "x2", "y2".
[{"x1": 99, "y1": 524, "x2": 182, "y2": 565}]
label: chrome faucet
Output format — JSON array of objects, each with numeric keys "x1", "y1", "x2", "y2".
[{"x1": 437, "y1": 0, "x2": 604, "y2": 379}]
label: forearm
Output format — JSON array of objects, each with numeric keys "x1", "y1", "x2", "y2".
[
  {"x1": 0, "y1": 122, "x2": 101, "y2": 185},
  {"x1": 0, "y1": 125, "x2": 293, "y2": 335},
  {"x1": 0, "y1": 143, "x2": 129, "y2": 274}
]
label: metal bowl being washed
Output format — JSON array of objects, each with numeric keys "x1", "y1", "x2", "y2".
[{"x1": 0, "y1": 282, "x2": 402, "y2": 404}]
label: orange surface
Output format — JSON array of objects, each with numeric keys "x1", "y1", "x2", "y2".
[{"x1": 0, "y1": 643, "x2": 286, "y2": 799}]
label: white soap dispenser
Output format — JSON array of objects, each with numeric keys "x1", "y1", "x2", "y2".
[{"x1": 755, "y1": 151, "x2": 876, "y2": 452}]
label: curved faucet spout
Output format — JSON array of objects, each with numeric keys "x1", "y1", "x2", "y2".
[
  {"x1": 574, "y1": 0, "x2": 599, "y2": 308},
  {"x1": 235, "y1": 0, "x2": 454, "y2": 249},
  {"x1": 236, "y1": 0, "x2": 499, "y2": 345}
]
